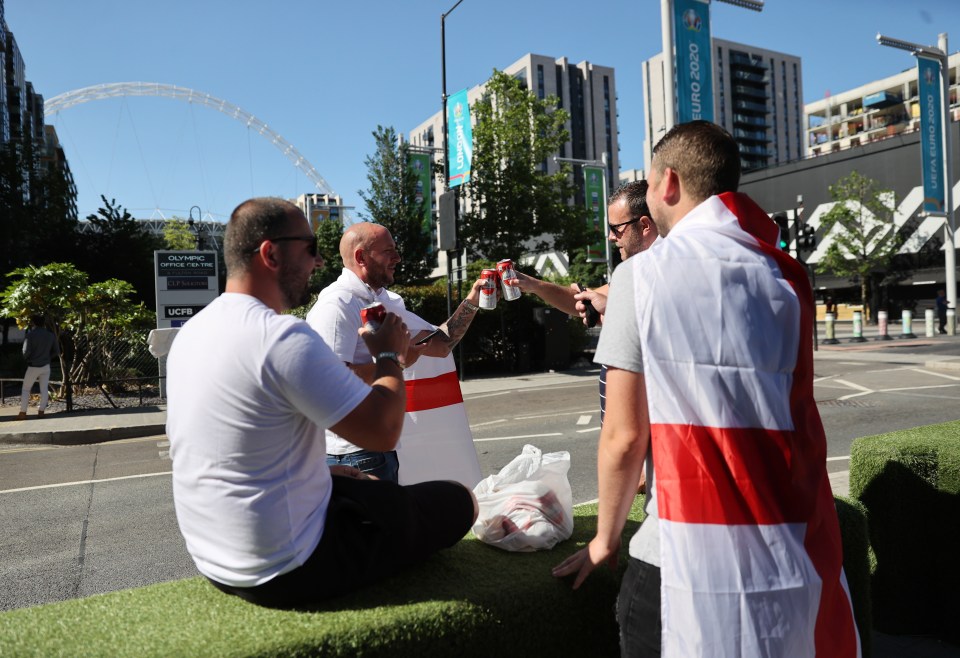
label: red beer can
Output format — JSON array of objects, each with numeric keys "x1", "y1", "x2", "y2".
[
  {"x1": 479, "y1": 269, "x2": 499, "y2": 310},
  {"x1": 496, "y1": 259, "x2": 521, "y2": 302},
  {"x1": 360, "y1": 302, "x2": 386, "y2": 332}
]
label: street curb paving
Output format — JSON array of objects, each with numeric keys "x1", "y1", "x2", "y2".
[{"x1": 0, "y1": 423, "x2": 167, "y2": 446}]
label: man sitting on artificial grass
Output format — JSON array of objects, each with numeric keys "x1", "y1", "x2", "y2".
[{"x1": 165, "y1": 197, "x2": 478, "y2": 608}]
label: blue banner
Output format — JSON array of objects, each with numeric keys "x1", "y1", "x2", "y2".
[
  {"x1": 673, "y1": 0, "x2": 713, "y2": 123},
  {"x1": 447, "y1": 88, "x2": 473, "y2": 188},
  {"x1": 918, "y1": 56, "x2": 945, "y2": 213}
]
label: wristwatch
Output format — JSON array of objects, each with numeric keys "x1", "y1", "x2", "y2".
[
  {"x1": 462, "y1": 299, "x2": 480, "y2": 312},
  {"x1": 375, "y1": 352, "x2": 403, "y2": 369}
]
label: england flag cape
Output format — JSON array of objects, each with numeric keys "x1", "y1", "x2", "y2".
[
  {"x1": 376, "y1": 293, "x2": 483, "y2": 489},
  {"x1": 634, "y1": 193, "x2": 860, "y2": 656}
]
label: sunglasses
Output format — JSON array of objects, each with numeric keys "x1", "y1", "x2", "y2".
[
  {"x1": 608, "y1": 217, "x2": 641, "y2": 238},
  {"x1": 250, "y1": 235, "x2": 319, "y2": 258}
]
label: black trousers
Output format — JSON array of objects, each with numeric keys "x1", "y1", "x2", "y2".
[{"x1": 617, "y1": 558, "x2": 662, "y2": 657}]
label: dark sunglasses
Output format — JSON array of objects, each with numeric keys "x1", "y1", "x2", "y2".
[
  {"x1": 250, "y1": 235, "x2": 319, "y2": 257},
  {"x1": 608, "y1": 217, "x2": 641, "y2": 238}
]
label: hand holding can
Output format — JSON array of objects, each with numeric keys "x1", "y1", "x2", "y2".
[
  {"x1": 359, "y1": 310, "x2": 410, "y2": 357},
  {"x1": 479, "y1": 269, "x2": 499, "y2": 309},
  {"x1": 497, "y1": 259, "x2": 521, "y2": 302}
]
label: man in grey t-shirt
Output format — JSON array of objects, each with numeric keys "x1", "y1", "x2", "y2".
[{"x1": 18, "y1": 315, "x2": 60, "y2": 419}]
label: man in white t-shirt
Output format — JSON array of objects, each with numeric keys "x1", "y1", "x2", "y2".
[
  {"x1": 166, "y1": 198, "x2": 477, "y2": 608},
  {"x1": 307, "y1": 221, "x2": 485, "y2": 483}
]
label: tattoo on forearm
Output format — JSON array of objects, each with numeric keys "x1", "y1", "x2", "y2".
[{"x1": 440, "y1": 301, "x2": 478, "y2": 349}]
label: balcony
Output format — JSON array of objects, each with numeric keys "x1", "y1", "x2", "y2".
[
  {"x1": 733, "y1": 113, "x2": 768, "y2": 128},
  {"x1": 734, "y1": 99, "x2": 769, "y2": 114},
  {"x1": 732, "y1": 70, "x2": 768, "y2": 84},
  {"x1": 729, "y1": 53, "x2": 767, "y2": 70},
  {"x1": 733, "y1": 128, "x2": 770, "y2": 142},
  {"x1": 733, "y1": 85, "x2": 769, "y2": 101}
]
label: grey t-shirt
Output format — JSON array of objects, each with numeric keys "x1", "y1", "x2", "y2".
[
  {"x1": 23, "y1": 327, "x2": 59, "y2": 368},
  {"x1": 593, "y1": 258, "x2": 660, "y2": 566}
]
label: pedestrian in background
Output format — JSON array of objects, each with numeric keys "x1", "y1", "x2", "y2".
[
  {"x1": 936, "y1": 289, "x2": 947, "y2": 334},
  {"x1": 17, "y1": 315, "x2": 59, "y2": 420}
]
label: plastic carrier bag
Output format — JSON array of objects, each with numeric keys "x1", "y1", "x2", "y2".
[{"x1": 472, "y1": 444, "x2": 574, "y2": 552}]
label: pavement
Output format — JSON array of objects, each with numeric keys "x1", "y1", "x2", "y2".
[{"x1": 2, "y1": 335, "x2": 960, "y2": 656}]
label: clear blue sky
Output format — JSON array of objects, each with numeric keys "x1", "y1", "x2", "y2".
[{"x1": 6, "y1": 0, "x2": 958, "y2": 222}]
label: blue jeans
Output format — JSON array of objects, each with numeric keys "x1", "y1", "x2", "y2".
[{"x1": 326, "y1": 450, "x2": 399, "y2": 483}]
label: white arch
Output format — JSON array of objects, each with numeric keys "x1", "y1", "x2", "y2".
[{"x1": 43, "y1": 82, "x2": 338, "y2": 197}]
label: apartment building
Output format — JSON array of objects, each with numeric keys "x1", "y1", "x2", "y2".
[
  {"x1": 805, "y1": 52, "x2": 960, "y2": 157},
  {"x1": 643, "y1": 38, "x2": 804, "y2": 172}
]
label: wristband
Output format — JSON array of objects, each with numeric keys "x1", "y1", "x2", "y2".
[
  {"x1": 462, "y1": 299, "x2": 480, "y2": 312},
  {"x1": 375, "y1": 352, "x2": 403, "y2": 369}
]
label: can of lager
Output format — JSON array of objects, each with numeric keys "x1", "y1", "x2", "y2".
[
  {"x1": 360, "y1": 302, "x2": 386, "y2": 332},
  {"x1": 479, "y1": 269, "x2": 499, "y2": 309},
  {"x1": 497, "y1": 259, "x2": 521, "y2": 302}
]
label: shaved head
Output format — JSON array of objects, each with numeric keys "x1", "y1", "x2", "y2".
[{"x1": 340, "y1": 222, "x2": 400, "y2": 289}]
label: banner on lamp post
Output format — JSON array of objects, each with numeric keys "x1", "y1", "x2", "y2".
[
  {"x1": 673, "y1": 0, "x2": 714, "y2": 123},
  {"x1": 408, "y1": 152, "x2": 432, "y2": 231},
  {"x1": 918, "y1": 55, "x2": 945, "y2": 214},
  {"x1": 583, "y1": 166, "x2": 607, "y2": 263},
  {"x1": 447, "y1": 88, "x2": 473, "y2": 188}
]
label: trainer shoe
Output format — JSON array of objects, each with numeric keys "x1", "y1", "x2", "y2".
[
  {"x1": 37, "y1": 410, "x2": 45, "y2": 417},
  {"x1": 16, "y1": 411, "x2": 27, "y2": 421}
]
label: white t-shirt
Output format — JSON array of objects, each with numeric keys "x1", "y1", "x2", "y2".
[
  {"x1": 166, "y1": 293, "x2": 371, "y2": 587},
  {"x1": 307, "y1": 269, "x2": 406, "y2": 455},
  {"x1": 594, "y1": 259, "x2": 660, "y2": 566}
]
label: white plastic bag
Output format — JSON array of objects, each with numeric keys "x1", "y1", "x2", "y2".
[{"x1": 471, "y1": 444, "x2": 574, "y2": 552}]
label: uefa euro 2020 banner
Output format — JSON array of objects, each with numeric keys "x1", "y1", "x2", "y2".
[
  {"x1": 673, "y1": 0, "x2": 714, "y2": 124},
  {"x1": 918, "y1": 56, "x2": 945, "y2": 214},
  {"x1": 583, "y1": 166, "x2": 607, "y2": 262},
  {"x1": 447, "y1": 88, "x2": 473, "y2": 188},
  {"x1": 408, "y1": 152, "x2": 432, "y2": 231}
]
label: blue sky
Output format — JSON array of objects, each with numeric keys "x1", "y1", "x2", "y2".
[{"x1": 6, "y1": 0, "x2": 958, "y2": 222}]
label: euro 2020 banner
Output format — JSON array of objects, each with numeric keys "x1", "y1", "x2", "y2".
[
  {"x1": 917, "y1": 56, "x2": 945, "y2": 214},
  {"x1": 673, "y1": 0, "x2": 714, "y2": 124},
  {"x1": 447, "y1": 89, "x2": 473, "y2": 188},
  {"x1": 583, "y1": 166, "x2": 607, "y2": 262}
]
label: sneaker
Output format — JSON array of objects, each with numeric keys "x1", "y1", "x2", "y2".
[
  {"x1": 37, "y1": 410, "x2": 45, "y2": 417},
  {"x1": 16, "y1": 411, "x2": 27, "y2": 421}
]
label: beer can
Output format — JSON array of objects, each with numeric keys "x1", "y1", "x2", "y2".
[
  {"x1": 479, "y1": 269, "x2": 498, "y2": 310},
  {"x1": 496, "y1": 258, "x2": 521, "y2": 302},
  {"x1": 360, "y1": 302, "x2": 386, "y2": 332}
]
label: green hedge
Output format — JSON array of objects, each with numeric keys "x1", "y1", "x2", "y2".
[
  {"x1": 0, "y1": 494, "x2": 872, "y2": 658},
  {"x1": 835, "y1": 496, "x2": 873, "y2": 658},
  {"x1": 849, "y1": 422, "x2": 960, "y2": 641}
]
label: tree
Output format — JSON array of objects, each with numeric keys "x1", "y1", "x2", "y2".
[
  {"x1": 358, "y1": 126, "x2": 434, "y2": 284},
  {"x1": 163, "y1": 217, "x2": 197, "y2": 250},
  {"x1": 461, "y1": 70, "x2": 590, "y2": 261},
  {"x1": 0, "y1": 263, "x2": 152, "y2": 386},
  {"x1": 74, "y1": 196, "x2": 162, "y2": 307},
  {"x1": 817, "y1": 171, "x2": 902, "y2": 322}
]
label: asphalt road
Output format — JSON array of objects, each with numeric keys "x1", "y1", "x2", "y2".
[{"x1": 4, "y1": 342, "x2": 960, "y2": 611}]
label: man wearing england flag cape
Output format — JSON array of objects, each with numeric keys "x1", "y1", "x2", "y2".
[
  {"x1": 308, "y1": 222, "x2": 484, "y2": 488},
  {"x1": 553, "y1": 121, "x2": 860, "y2": 657}
]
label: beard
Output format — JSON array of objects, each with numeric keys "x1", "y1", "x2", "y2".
[{"x1": 278, "y1": 259, "x2": 312, "y2": 309}]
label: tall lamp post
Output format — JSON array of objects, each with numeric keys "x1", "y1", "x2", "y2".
[
  {"x1": 187, "y1": 205, "x2": 205, "y2": 250},
  {"x1": 659, "y1": 0, "x2": 763, "y2": 134},
  {"x1": 878, "y1": 33, "x2": 955, "y2": 317}
]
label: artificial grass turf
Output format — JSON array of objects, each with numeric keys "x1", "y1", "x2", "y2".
[
  {"x1": 849, "y1": 421, "x2": 960, "y2": 642},
  {"x1": 0, "y1": 499, "x2": 644, "y2": 658}
]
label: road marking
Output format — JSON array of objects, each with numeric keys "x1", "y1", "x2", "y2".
[
  {"x1": 0, "y1": 470, "x2": 172, "y2": 495},
  {"x1": 157, "y1": 440, "x2": 170, "y2": 448},
  {"x1": 576, "y1": 415, "x2": 592, "y2": 426},
  {"x1": 463, "y1": 391, "x2": 511, "y2": 400},
  {"x1": 835, "y1": 378, "x2": 874, "y2": 400},
  {"x1": 469, "y1": 419, "x2": 507, "y2": 429},
  {"x1": 474, "y1": 432, "x2": 563, "y2": 443},
  {"x1": 577, "y1": 426, "x2": 600, "y2": 433},
  {"x1": 521, "y1": 383, "x2": 596, "y2": 393},
  {"x1": 878, "y1": 383, "x2": 960, "y2": 393},
  {"x1": 516, "y1": 409, "x2": 596, "y2": 420},
  {"x1": 158, "y1": 450, "x2": 170, "y2": 459},
  {"x1": 912, "y1": 368, "x2": 960, "y2": 381},
  {"x1": 826, "y1": 455, "x2": 850, "y2": 462}
]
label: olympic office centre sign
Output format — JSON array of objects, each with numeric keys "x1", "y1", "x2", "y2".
[{"x1": 154, "y1": 251, "x2": 219, "y2": 329}]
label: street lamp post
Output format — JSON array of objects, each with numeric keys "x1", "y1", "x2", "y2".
[
  {"x1": 188, "y1": 205, "x2": 204, "y2": 250},
  {"x1": 440, "y1": 0, "x2": 466, "y2": 320},
  {"x1": 877, "y1": 32, "x2": 955, "y2": 317}
]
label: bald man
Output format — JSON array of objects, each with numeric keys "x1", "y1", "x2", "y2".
[{"x1": 307, "y1": 222, "x2": 485, "y2": 483}]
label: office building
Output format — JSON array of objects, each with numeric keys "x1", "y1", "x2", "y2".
[
  {"x1": 805, "y1": 52, "x2": 960, "y2": 157},
  {"x1": 642, "y1": 38, "x2": 804, "y2": 172},
  {"x1": 293, "y1": 193, "x2": 349, "y2": 230}
]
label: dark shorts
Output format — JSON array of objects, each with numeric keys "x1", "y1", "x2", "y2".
[
  {"x1": 208, "y1": 475, "x2": 475, "y2": 608},
  {"x1": 617, "y1": 558, "x2": 662, "y2": 657}
]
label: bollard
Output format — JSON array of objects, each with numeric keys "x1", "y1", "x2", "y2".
[
  {"x1": 948, "y1": 308, "x2": 957, "y2": 336},
  {"x1": 900, "y1": 309, "x2": 917, "y2": 339},
  {"x1": 925, "y1": 309, "x2": 936, "y2": 337},
  {"x1": 850, "y1": 311, "x2": 867, "y2": 342},
  {"x1": 824, "y1": 312, "x2": 840, "y2": 344},
  {"x1": 876, "y1": 310, "x2": 893, "y2": 341}
]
